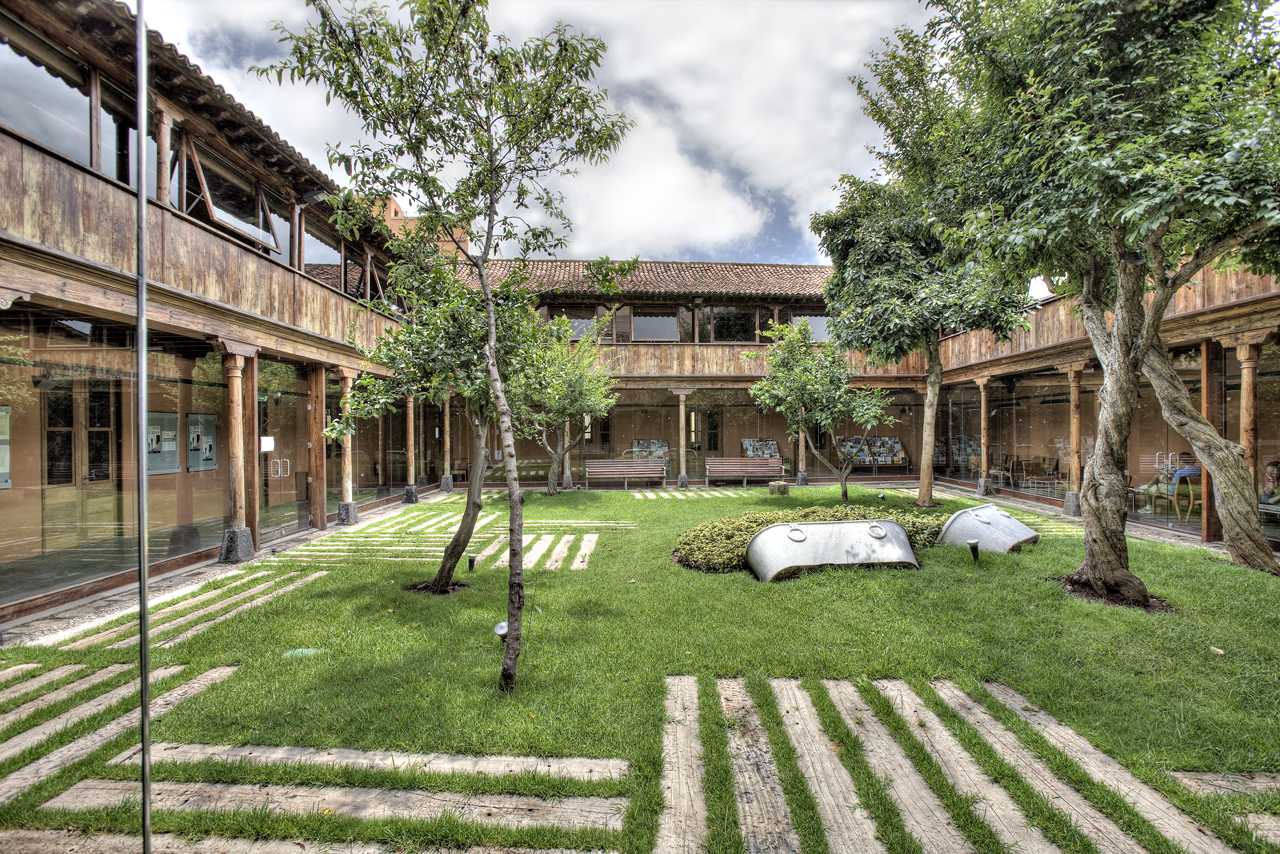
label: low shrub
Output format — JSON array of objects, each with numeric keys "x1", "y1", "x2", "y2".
[{"x1": 674, "y1": 505, "x2": 947, "y2": 573}]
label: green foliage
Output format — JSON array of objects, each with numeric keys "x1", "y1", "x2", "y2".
[
  {"x1": 674, "y1": 505, "x2": 947, "y2": 573},
  {"x1": 748, "y1": 320, "x2": 894, "y2": 483}
]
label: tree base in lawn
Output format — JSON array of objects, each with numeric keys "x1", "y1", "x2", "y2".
[
  {"x1": 1058, "y1": 572, "x2": 1174, "y2": 612},
  {"x1": 219, "y1": 527, "x2": 254, "y2": 564},
  {"x1": 1063, "y1": 492, "x2": 1081, "y2": 516},
  {"x1": 677, "y1": 474, "x2": 688, "y2": 488},
  {"x1": 403, "y1": 486, "x2": 419, "y2": 504},
  {"x1": 338, "y1": 502, "x2": 358, "y2": 525},
  {"x1": 440, "y1": 475, "x2": 453, "y2": 493}
]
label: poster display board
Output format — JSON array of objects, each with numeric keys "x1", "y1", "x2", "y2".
[
  {"x1": 186, "y1": 413, "x2": 218, "y2": 472},
  {"x1": 146, "y1": 412, "x2": 181, "y2": 475},
  {"x1": 0, "y1": 405, "x2": 10, "y2": 489}
]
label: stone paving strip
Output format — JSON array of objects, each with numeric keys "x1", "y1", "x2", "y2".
[
  {"x1": 0, "y1": 666, "x2": 233, "y2": 804},
  {"x1": 1240, "y1": 814, "x2": 1280, "y2": 845},
  {"x1": 825, "y1": 680, "x2": 974, "y2": 854},
  {"x1": 475, "y1": 535, "x2": 508, "y2": 565},
  {"x1": 654, "y1": 675, "x2": 707, "y2": 854},
  {"x1": 62, "y1": 572, "x2": 273, "y2": 650},
  {"x1": 524, "y1": 534, "x2": 555, "y2": 568},
  {"x1": 0, "y1": 666, "x2": 184, "y2": 765},
  {"x1": 772, "y1": 679, "x2": 884, "y2": 854},
  {"x1": 988, "y1": 682, "x2": 1237, "y2": 854},
  {"x1": 0, "y1": 665, "x2": 130, "y2": 732},
  {"x1": 0, "y1": 665, "x2": 84, "y2": 704},
  {"x1": 110, "y1": 741, "x2": 629, "y2": 781},
  {"x1": 523, "y1": 521, "x2": 636, "y2": 528},
  {"x1": 154, "y1": 571, "x2": 328, "y2": 649},
  {"x1": 876, "y1": 679, "x2": 1063, "y2": 854},
  {"x1": 1173, "y1": 771, "x2": 1280, "y2": 795},
  {"x1": 717, "y1": 678, "x2": 799, "y2": 854},
  {"x1": 571, "y1": 534, "x2": 599, "y2": 571},
  {"x1": 105, "y1": 573, "x2": 300, "y2": 649},
  {"x1": 0, "y1": 829, "x2": 392, "y2": 854},
  {"x1": 545, "y1": 535, "x2": 575, "y2": 570},
  {"x1": 0, "y1": 663, "x2": 41, "y2": 686},
  {"x1": 932, "y1": 680, "x2": 1146, "y2": 854},
  {"x1": 46, "y1": 779, "x2": 627, "y2": 832}
]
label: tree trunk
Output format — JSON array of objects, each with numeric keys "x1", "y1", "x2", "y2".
[
  {"x1": 543, "y1": 427, "x2": 563, "y2": 497},
  {"x1": 1074, "y1": 252, "x2": 1150, "y2": 605},
  {"x1": 416, "y1": 413, "x2": 488, "y2": 594},
  {"x1": 1143, "y1": 342, "x2": 1279, "y2": 574},
  {"x1": 803, "y1": 426, "x2": 849, "y2": 500},
  {"x1": 917, "y1": 334, "x2": 942, "y2": 507},
  {"x1": 839, "y1": 460, "x2": 850, "y2": 502}
]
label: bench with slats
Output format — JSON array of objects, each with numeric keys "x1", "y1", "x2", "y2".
[
  {"x1": 585, "y1": 459, "x2": 666, "y2": 490},
  {"x1": 704, "y1": 457, "x2": 785, "y2": 487}
]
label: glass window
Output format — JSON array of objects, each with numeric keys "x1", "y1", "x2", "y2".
[
  {"x1": 263, "y1": 191, "x2": 293, "y2": 263},
  {"x1": 549, "y1": 306, "x2": 597, "y2": 340},
  {"x1": 99, "y1": 80, "x2": 158, "y2": 195},
  {"x1": 193, "y1": 145, "x2": 277, "y2": 250},
  {"x1": 633, "y1": 306, "x2": 678, "y2": 341},
  {"x1": 713, "y1": 306, "x2": 757, "y2": 342},
  {"x1": 0, "y1": 14, "x2": 91, "y2": 165},
  {"x1": 677, "y1": 306, "x2": 695, "y2": 343},
  {"x1": 344, "y1": 251, "x2": 365, "y2": 299},
  {"x1": 791, "y1": 312, "x2": 830, "y2": 342},
  {"x1": 303, "y1": 216, "x2": 342, "y2": 287}
]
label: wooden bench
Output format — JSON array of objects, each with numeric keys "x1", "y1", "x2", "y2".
[
  {"x1": 705, "y1": 457, "x2": 785, "y2": 487},
  {"x1": 585, "y1": 459, "x2": 666, "y2": 490}
]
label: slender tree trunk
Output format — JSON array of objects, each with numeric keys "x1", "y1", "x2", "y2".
[
  {"x1": 542, "y1": 427, "x2": 563, "y2": 497},
  {"x1": 1144, "y1": 342, "x2": 1279, "y2": 574},
  {"x1": 803, "y1": 426, "x2": 849, "y2": 500},
  {"x1": 917, "y1": 334, "x2": 942, "y2": 507},
  {"x1": 1073, "y1": 251, "x2": 1150, "y2": 605},
  {"x1": 417, "y1": 412, "x2": 488, "y2": 594}
]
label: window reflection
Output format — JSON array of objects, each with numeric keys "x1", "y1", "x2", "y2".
[{"x1": 0, "y1": 14, "x2": 91, "y2": 166}]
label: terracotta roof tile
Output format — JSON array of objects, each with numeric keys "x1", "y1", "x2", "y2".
[{"x1": 477, "y1": 259, "x2": 831, "y2": 302}]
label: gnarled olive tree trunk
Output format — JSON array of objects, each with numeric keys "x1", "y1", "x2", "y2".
[
  {"x1": 1143, "y1": 342, "x2": 1279, "y2": 574},
  {"x1": 416, "y1": 412, "x2": 489, "y2": 594},
  {"x1": 917, "y1": 334, "x2": 942, "y2": 507},
  {"x1": 540, "y1": 421, "x2": 583, "y2": 496},
  {"x1": 1073, "y1": 253, "x2": 1150, "y2": 605}
]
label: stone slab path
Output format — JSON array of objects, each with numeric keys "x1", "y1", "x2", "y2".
[
  {"x1": 654, "y1": 675, "x2": 707, "y2": 854},
  {"x1": 718, "y1": 677, "x2": 799, "y2": 854},
  {"x1": 1174, "y1": 771, "x2": 1280, "y2": 795}
]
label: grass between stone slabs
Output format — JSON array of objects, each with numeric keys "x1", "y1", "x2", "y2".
[{"x1": 0, "y1": 483, "x2": 1277, "y2": 853}]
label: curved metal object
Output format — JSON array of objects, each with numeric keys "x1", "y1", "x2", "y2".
[
  {"x1": 936, "y1": 503, "x2": 1040, "y2": 553},
  {"x1": 746, "y1": 520, "x2": 919, "y2": 582}
]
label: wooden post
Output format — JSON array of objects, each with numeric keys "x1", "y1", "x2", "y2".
[
  {"x1": 155, "y1": 112, "x2": 172, "y2": 204},
  {"x1": 797, "y1": 417, "x2": 807, "y2": 485},
  {"x1": 242, "y1": 354, "x2": 260, "y2": 551},
  {"x1": 1238, "y1": 343, "x2": 1261, "y2": 491},
  {"x1": 89, "y1": 68, "x2": 102, "y2": 172},
  {"x1": 308, "y1": 366, "x2": 327, "y2": 530},
  {"x1": 224, "y1": 354, "x2": 247, "y2": 529},
  {"x1": 1202, "y1": 340, "x2": 1224, "y2": 542},
  {"x1": 377, "y1": 413, "x2": 386, "y2": 487},
  {"x1": 441, "y1": 395, "x2": 453, "y2": 491},
  {"x1": 406, "y1": 396, "x2": 416, "y2": 486},
  {"x1": 976, "y1": 377, "x2": 990, "y2": 480},
  {"x1": 337, "y1": 368, "x2": 357, "y2": 522},
  {"x1": 678, "y1": 393, "x2": 687, "y2": 484}
]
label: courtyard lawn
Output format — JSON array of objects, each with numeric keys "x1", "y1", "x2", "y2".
[{"x1": 1, "y1": 483, "x2": 1278, "y2": 853}]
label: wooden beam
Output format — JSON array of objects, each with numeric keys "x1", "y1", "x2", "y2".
[
  {"x1": 975, "y1": 377, "x2": 990, "y2": 478},
  {"x1": 340, "y1": 372, "x2": 354, "y2": 504},
  {"x1": 1238, "y1": 343, "x2": 1261, "y2": 492},
  {"x1": 223, "y1": 354, "x2": 247, "y2": 530}
]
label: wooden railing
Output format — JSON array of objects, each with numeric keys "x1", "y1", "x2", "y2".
[
  {"x1": 603, "y1": 342, "x2": 926, "y2": 379},
  {"x1": 0, "y1": 130, "x2": 395, "y2": 353}
]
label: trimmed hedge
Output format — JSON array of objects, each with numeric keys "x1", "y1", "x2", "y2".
[{"x1": 674, "y1": 505, "x2": 947, "y2": 574}]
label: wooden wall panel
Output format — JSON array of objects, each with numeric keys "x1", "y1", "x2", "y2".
[{"x1": 0, "y1": 134, "x2": 22, "y2": 234}]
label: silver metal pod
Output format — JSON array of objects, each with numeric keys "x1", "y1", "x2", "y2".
[
  {"x1": 746, "y1": 519, "x2": 919, "y2": 583},
  {"x1": 936, "y1": 503, "x2": 1040, "y2": 553}
]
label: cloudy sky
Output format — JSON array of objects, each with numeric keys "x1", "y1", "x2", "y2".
[{"x1": 135, "y1": 0, "x2": 931, "y2": 265}]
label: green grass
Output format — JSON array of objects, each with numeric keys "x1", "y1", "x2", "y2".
[{"x1": 1, "y1": 482, "x2": 1278, "y2": 852}]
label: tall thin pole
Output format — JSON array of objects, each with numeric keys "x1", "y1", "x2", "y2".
[{"x1": 134, "y1": 4, "x2": 153, "y2": 851}]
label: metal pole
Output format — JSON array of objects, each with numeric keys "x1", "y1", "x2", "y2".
[{"x1": 134, "y1": 4, "x2": 153, "y2": 851}]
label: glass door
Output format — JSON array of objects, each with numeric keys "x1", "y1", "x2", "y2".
[{"x1": 257, "y1": 359, "x2": 311, "y2": 542}]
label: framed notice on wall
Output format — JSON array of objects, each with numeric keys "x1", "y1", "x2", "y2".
[
  {"x1": 0, "y1": 405, "x2": 10, "y2": 489},
  {"x1": 146, "y1": 412, "x2": 181, "y2": 475},
  {"x1": 186, "y1": 413, "x2": 218, "y2": 472}
]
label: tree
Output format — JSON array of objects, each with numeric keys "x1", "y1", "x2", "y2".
[
  {"x1": 896, "y1": 0, "x2": 1280, "y2": 602},
  {"x1": 326, "y1": 262, "x2": 544, "y2": 595},
  {"x1": 509, "y1": 316, "x2": 618, "y2": 495},
  {"x1": 748, "y1": 320, "x2": 895, "y2": 501},
  {"x1": 263, "y1": 0, "x2": 631, "y2": 688},
  {"x1": 813, "y1": 178, "x2": 1031, "y2": 508}
]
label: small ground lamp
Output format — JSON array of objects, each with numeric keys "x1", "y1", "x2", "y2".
[{"x1": 967, "y1": 539, "x2": 981, "y2": 563}]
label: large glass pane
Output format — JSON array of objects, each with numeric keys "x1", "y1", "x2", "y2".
[
  {"x1": 196, "y1": 146, "x2": 276, "y2": 250},
  {"x1": 0, "y1": 15, "x2": 91, "y2": 165},
  {"x1": 712, "y1": 306, "x2": 756, "y2": 342},
  {"x1": 304, "y1": 217, "x2": 343, "y2": 288},
  {"x1": 633, "y1": 306, "x2": 677, "y2": 341},
  {"x1": 258, "y1": 358, "x2": 312, "y2": 541}
]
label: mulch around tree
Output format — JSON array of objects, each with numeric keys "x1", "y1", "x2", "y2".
[{"x1": 1055, "y1": 573, "x2": 1175, "y2": 613}]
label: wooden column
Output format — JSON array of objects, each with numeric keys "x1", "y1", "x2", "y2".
[
  {"x1": 442, "y1": 396, "x2": 452, "y2": 484},
  {"x1": 377, "y1": 413, "x2": 386, "y2": 486},
  {"x1": 678, "y1": 393, "x2": 688, "y2": 482},
  {"x1": 242, "y1": 354, "x2": 260, "y2": 549},
  {"x1": 1062, "y1": 362, "x2": 1087, "y2": 493},
  {"x1": 405, "y1": 396, "x2": 416, "y2": 487},
  {"x1": 338, "y1": 369, "x2": 356, "y2": 505},
  {"x1": 223, "y1": 354, "x2": 247, "y2": 529},
  {"x1": 1239, "y1": 343, "x2": 1260, "y2": 490},
  {"x1": 1201, "y1": 340, "x2": 1224, "y2": 542},
  {"x1": 308, "y1": 366, "x2": 327, "y2": 530},
  {"x1": 155, "y1": 111, "x2": 173, "y2": 204},
  {"x1": 976, "y1": 377, "x2": 990, "y2": 478},
  {"x1": 88, "y1": 68, "x2": 102, "y2": 172}
]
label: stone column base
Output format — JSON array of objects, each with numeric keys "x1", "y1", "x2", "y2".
[
  {"x1": 338, "y1": 501, "x2": 359, "y2": 525},
  {"x1": 796, "y1": 472, "x2": 809, "y2": 486},
  {"x1": 403, "y1": 486, "x2": 419, "y2": 504},
  {"x1": 1063, "y1": 491, "x2": 1082, "y2": 516},
  {"x1": 219, "y1": 527, "x2": 255, "y2": 564},
  {"x1": 440, "y1": 475, "x2": 454, "y2": 493},
  {"x1": 976, "y1": 478, "x2": 993, "y2": 496},
  {"x1": 677, "y1": 474, "x2": 688, "y2": 488},
  {"x1": 561, "y1": 471, "x2": 574, "y2": 490}
]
